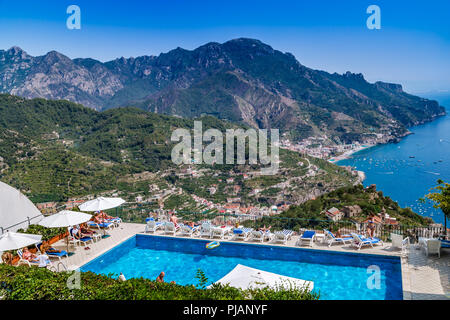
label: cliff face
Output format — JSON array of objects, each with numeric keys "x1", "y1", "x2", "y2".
[{"x1": 0, "y1": 39, "x2": 445, "y2": 142}]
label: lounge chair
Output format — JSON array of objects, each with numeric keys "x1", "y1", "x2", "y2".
[
  {"x1": 200, "y1": 222, "x2": 213, "y2": 238},
  {"x1": 296, "y1": 230, "x2": 316, "y2": 247},
  {"x1": 324, "y1": 229, "x2": 352, "y2": 247},
  {"x1": 17, "y1": 249, "x2": 38, "y2": 266},
  {"x1": 232, "y1": 227, "x2": 253, "y2": 241},
  {"x1": 211, "y1": 226, "x2": 232, "y2": 240},
  {"x1": 424, "y1": 239, "x2": 441, "y2": 258},
  {"x1": 351, "y1": 233, "x2": 383, "y2": 250},
  {"x1": 273, "y1": 229, "x2": 294, "y2": 244},
  {"x1": 145, "y1": 219, "x2": 164, "y2": 233},
  {"x1": 390, "y1": 233, "x2": 409, "y2": 255},
  {"x1": 441, "y1": 240, "x2": 450, "y2": 249},
  {"x1": 164, "y1": 222, "x2": 180, "y2": 235},
  {"x1": 35, "y1": 242, "x2": 69, "y2": 262},
  {"x1": 87, "y1": 220, "x2": 114, "y2": 230},
  {"x1": 68, "y1": 228, "x2": 93, "y2": 247},
  {"x1": 17, "y1": 249, "x2": 52, "y2": 268},
  {"x1": 180, "y1": 224, "x2": 200, "y2": 237},
  {"x1": 250, "y1": 230, "x2": 273, "y2": 243},
  {"x1": 107, "y1": 217, "x2": 122, "y2": 227}
]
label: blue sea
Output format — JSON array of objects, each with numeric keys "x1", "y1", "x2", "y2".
[
  {"x1": 81, "y1": 235, "x2": 403, "y2": 300},
  {"x1": 338, "y1": 94, "x2": 450, "y2": 224}
]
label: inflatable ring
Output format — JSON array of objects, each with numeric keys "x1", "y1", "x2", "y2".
[{"x1": 206, "y1": 241, "x2": 220, "y2": 249}]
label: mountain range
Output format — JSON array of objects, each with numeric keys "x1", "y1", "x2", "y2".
[{"x1": 0, "y1": 38, "x2": 445, "y2": 143}]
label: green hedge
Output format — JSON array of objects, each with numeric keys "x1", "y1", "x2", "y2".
[
  {"x1": 17, "y1": 224, "x2": 67, "y2": 242},
  {"x1": 0, "y1": 265, "x2": 319, "y2": 300}
]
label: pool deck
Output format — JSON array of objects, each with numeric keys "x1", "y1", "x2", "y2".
[{"x1": 52, "y1": 222, "x2": 449, "y2": 300}]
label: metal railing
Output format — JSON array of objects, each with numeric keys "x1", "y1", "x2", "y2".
[
  {"x1": 116, "y1": 205, "x2": 447, "y2": 243},
  {"x1": 0, "y1": 213, "x2": 44, "y2": 235}
]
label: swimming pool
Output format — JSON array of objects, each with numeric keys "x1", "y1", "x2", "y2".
[{"x1": 80, "y1": 234, "x2": 403, "y2": 300}]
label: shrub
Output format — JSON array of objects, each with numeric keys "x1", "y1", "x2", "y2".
[
  {"x1": 0, "y1": 265, "x2": 319, "y2": 300},
  {"x1": 17, "y1": 224, "x2": 66, "y2": 242}
]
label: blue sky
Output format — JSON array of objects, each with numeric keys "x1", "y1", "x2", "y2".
[{"x1": 0, "y1": 0, "x2": 449, "y2": 93}]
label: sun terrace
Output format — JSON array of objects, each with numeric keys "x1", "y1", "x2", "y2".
[{"x1": 3, "y1": 205, "x2": 448, "y2": 301}]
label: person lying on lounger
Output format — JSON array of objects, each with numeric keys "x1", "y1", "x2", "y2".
[
  {"x1": 187, "y1": 221, "x2": 200, "y2": 228},
  {"x1": 257, "y1": 225, "x2": 272, "y2": 232},
  {"x1": 41, "y1": 242, "x2": 62, "y2": 254},
  {"x1": 98, "y1": 211, "x2": 121, "y2": 223},
  {"x1": 41, "y1": 241, "x2": 69, "y2": 255},
  {"x1": 22, "y1": 247, "x2": 38, "y2": 262},
  {"x1": 92, "y1": 214, "x2": 105, "y2": 224},
  {"x1": 80, "y1": 224, "x2": 97, "y2": 236},
  {"x1": 98, "y1": 211, "x2": 113, "y2": 220}
]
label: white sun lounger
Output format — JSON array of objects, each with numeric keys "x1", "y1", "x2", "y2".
[
  {"x1": 351, "y1": 233, "x2": 383, "y2": 250},
  {"x1": 17, "y1": 249, "x2": 52, "y2": 268},
  {"x1": 296, "y1": 230, "x2": 316, "y2": 247},
  {"x1": 68, "y1": 227, "x2": 93, "y2": 247},
  {"x1": 273, "y1": 229, "x2": 294, "y2": 244},
  {"x1": 324, "y1": 229, "x2": 352, "y2": 247},
  {"x1": 211, "y1": 226, "x2": 232, "y2": 239},
  {"x1": 200, "y1": 223, "x2": 213, "y2": 238},
  {"x1": 180, "y1": 224, "x2": 200, "y2": 237},
  {"x1": 232, "y1": 227, "x2": 253, "y2": 241},
  {"x1": 424, "y1": 239, "x2": 441, "y2": 258},
  {"x1": 87, "y1": 220, "x2": 114, "y2": 230},
  {"x1": 145, "y1": 219, "x2": 164, "y2": 233},
  {"x1": 35, "y1": 242, "x2": 69, "y2": 262},
  {"x1": 164, "y1": 222, "x2": 180, "y2": 235},
  {"x1": 390, "y1": 233, "x2": 409, "y2": 256},
  {"x1": 250, "y1": 230, "x2": 273, "y2": 243}
]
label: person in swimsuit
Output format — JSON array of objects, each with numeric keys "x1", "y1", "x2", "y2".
[
  {"x1": 169, "y1": 213, "x2": 179, "y2": 227},
  {"x1": 1, "y1": 252, "x2": 14, "y2": 265},
  {"x1": 22, "y1": 247, "x2": 38, "y2": 262},
  {"x1": 367, "y1": 215, "x2": 376, "y2": 238}
]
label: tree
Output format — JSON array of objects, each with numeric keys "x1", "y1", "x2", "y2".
[{"x1": 422, "y1": 179, "x2": 450, "y2": 237}]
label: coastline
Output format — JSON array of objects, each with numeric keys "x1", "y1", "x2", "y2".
[{"x1": 328, "y1": 144, "x2": 376, "y2": 164}]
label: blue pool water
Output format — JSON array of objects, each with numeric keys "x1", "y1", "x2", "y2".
[{"x1": 81, "y1": 234, "x2": 403, "y2": 300}]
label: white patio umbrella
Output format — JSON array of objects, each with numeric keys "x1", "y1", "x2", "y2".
[
  {"x1": 0, "y1": 231, "x2": 42, "y2": 251},
  {"x1": 79, "y1": 197, "x2": 125, "y2": 212},
  {"x1": 38, "y1": 210, "x2": 92, "y2": 251},
  {"x1": 38, "y1": 210, "x2": 92, "y2": 228},
  {"x1": 213, "y1": 264, "x2": 314, "y2": 291}
]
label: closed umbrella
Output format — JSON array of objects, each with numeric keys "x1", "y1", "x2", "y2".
[
  {"x1": 213, "y1": 264, "x2": 314, "y2": 291},
  {"x1": 79, "y1": 197, "x2": 125, "y2": 212},
  {"x1": 0, "y1": 231, "x2": 42, "y2": 251},
  {"x1": 38, "y1": 210, "x2": 92, "y2": 251}
]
